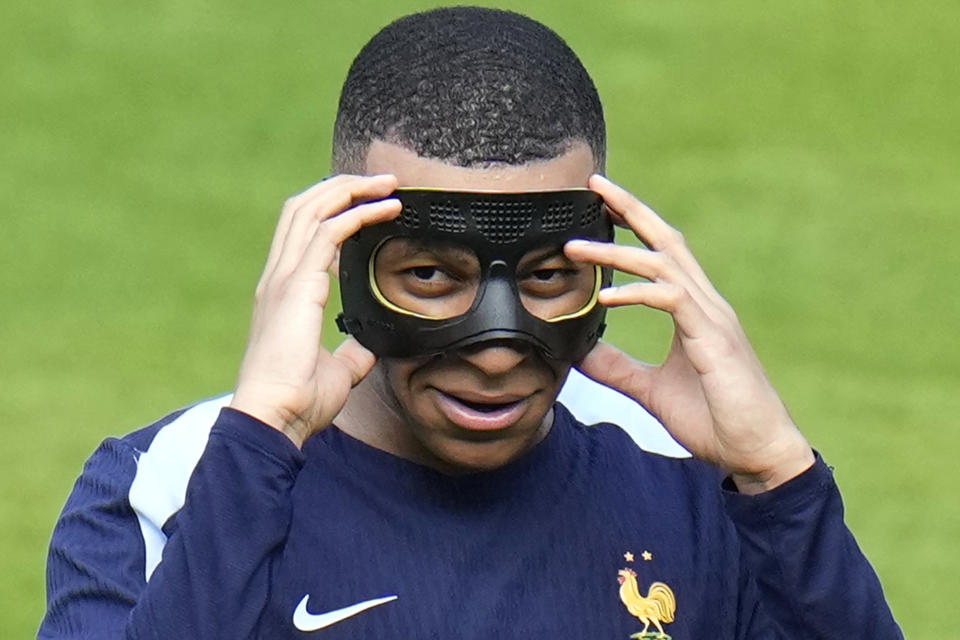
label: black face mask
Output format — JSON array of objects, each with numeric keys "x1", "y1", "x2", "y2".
[{"x1": 337, "y1": 188, "x2": 613, "y2": 361}]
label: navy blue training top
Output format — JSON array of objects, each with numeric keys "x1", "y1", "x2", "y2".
[{"x1": 40, "y1": 397, "x2": 902, "y2": 639}]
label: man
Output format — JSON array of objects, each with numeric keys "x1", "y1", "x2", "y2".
[{"x1": 40, "y1": 7, "x2": 902, "y2": 639}]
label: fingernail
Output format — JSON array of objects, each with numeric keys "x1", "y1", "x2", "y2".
[{"x1": 565, "y1": 239, "x2": 590, "y2": 247}]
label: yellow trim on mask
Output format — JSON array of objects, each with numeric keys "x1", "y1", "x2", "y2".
[
  {"x1": 543, "y1": 266, "x2": 603, "y2": 323},
  {"x1": 367, "y1": 238, "x2": 447, "y2": 320},
  {"x1": 368, "y1": 237, "x2": 602, "y2": 322}
]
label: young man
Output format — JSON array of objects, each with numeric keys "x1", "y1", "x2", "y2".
[{"x1": 40, "y1": 8, "x2": 902, "y2": 639}]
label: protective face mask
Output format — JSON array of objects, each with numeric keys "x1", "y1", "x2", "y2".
[{"x1": 337, "y1": 188, "x2": 613, "y2": 361}]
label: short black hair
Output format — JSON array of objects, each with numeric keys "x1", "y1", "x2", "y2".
[{"x1": 332, "y1": 7, "x2": 605, "y2": 173}]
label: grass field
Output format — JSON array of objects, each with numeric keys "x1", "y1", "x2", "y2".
[{"x1": 2, "y1": 1, "x2": 958, "y2": 637}]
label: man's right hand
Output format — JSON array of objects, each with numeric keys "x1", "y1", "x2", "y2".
[{"x1": 230, "y1": 174, "x2": 401, "y2": 448}]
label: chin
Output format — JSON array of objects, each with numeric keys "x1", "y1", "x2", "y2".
[
  {"x1": 411, "y1": 401, "x2": 556, "y2": 474},
  {"x1": 409, "y1": 410, "x2": 557, "y2": 472},
  {"x1": 424, "y1": 438, "x2": 531, "y2": 474}
]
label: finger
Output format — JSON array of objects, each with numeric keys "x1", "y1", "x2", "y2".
[
  {"x1": 332, "y1": 338, "x2": 377, "y2": 386},
  {"x1": 271, "y1": 175, "x2": 398, "y2": 281},
  {"x1": 565, "y1": 240, "x2": 723, "y2": 319},
  {"x1": 284, "y1": 174, "x2": 351, "y2": 211},
  {"x1": 602, "y1": 204, "x2": 629, "y2": 229},
  {"x1": 260, "y1": 175, "x2": 357, "y2": 290},
  {"x1": 588, "y1": 174, "x2": 679, "y2": 251},
  {"x1": 298, "y1": 173, "x2": 398, "y2": 226},
  {"x1": 576, "y1": 341, "x2": 657, "y2": 407},
  {"x1": 598, "y1": 281, "x2": 718, "y2": 345},
  {"x1": 565, "y1": 240, "x2": 680, "y2": 281},
  {"x1": 589, "y1": 175, "x2": 725, "y2": 307},
  {"x1": 292, "y1": 197, "x2": 402, "y2": 279},
  {"x1": 330, "y1": 246, "x2": 342, "y2": 279}
]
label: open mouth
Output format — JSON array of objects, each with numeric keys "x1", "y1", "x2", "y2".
[
  {"x1": 455, "y1": 398, "x2": 522, "y2": 413},
  {"x1": 432, "y1": 390, "x2": 530, "y2": 431}
]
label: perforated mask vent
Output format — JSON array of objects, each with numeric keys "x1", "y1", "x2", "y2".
[
  {"x1": 542, "y1": 201, "x2": 576, "y2": 232},
  {"x1": 428, "y1": 200, "x2": 467, "y2": 232},
  {"x1": 398, "y1": 205, "x2": 420, "y2": 228},
  {"x1": 580, "y1": 200, "x2": 602, "y2": 226},
  {"x1": 470, "y1": 200, "x2": 534, "y2": 244}
]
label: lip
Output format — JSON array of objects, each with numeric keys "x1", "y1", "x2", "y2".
[{"x1": 431, "y1": 388, "x2": 531, "y2": 431}]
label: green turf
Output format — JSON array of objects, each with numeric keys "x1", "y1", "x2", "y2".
[{"x1": 2, "y1": 1, "x2": 957, "y2": 636}]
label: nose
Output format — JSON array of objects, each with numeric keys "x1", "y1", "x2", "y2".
[{"x1": 454, "y1": 339, "x2": 532, "y2": 377}]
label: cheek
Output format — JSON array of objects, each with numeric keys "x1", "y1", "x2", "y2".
[
  {"x1": 382, "y1": 358, "x2": 435, "y2": 409},
  {"x1": 539, "y1": 360, "x2": 573, "y2": 391},
  {"x1": 382, "y1": 356, "x2": 432, "y2": 383}
]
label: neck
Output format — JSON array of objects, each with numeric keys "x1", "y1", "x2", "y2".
[
  {"x1": 335, "y1": 364, "x2": 477, "y2": 474},
  {"x1": 334, "y1": 364, "x2": 413, "y2": 457}
]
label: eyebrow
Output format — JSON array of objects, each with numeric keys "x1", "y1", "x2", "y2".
[
  {"x1": 519, "y1": 245, "x2": 574, "y2": 267},
  {"x1": 391, "y1": 239, "x2": 476, "y2": 263}
]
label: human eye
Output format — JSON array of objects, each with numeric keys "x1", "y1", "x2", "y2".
[
  {"x1": 373, "y1": 238, "x2": 480, "y2": 317},
  {"x1": 518, "y1": 248, "x2": 584, "y2": 297},
  {"x1": 400, "y1": 263, "x2": 462, "y2": 298},
  {"x1": 409, "y1": 265, "x2": 442, "y2": 281},
  {"x1": 530, "y1": 268, "x2": 567, "y2": 282},
  {"x1": 520, "y1": 267, "x2": 577, "y2": 298}
]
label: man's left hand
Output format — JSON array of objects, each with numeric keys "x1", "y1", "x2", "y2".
[{"x1": 564, "y1": 175, "x2": 815, "y2": 494}]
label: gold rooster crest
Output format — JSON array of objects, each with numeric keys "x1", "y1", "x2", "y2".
[{"x1": 617, "y1": 568, "x2": 676, "y2": 639}]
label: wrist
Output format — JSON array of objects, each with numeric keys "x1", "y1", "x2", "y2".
[
  {"x1": 229, "y1": 392, "x2": 310, "y2": 449},
  {"x1": 730, "y1": 441, "x2": 816, "y2": 495}
]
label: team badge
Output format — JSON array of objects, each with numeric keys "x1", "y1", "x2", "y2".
[{"x1": 617, "y1": 550, "x2": 676, "y2": 639}]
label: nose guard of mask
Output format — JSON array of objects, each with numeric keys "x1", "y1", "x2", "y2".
[{"x1": 336, "y1": 188, "x2": 613, "y2": 361}]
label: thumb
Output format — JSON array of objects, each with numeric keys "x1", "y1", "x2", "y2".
[
  {"x1": 576, "y1": 341, "x2": 656, "y2": 405},
  {"x1": 332, "y1": 337, "x2": 377, "y2": 386}
]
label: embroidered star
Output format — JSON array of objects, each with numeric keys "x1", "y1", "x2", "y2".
[
  {"x1": 624, "y1": 551, "x2": 635, "y2": 562},
  {"x1": 642, "y1": 550, "x2": 653, "y2": 561}
]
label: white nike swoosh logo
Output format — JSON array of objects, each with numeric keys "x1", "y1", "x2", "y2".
[{"x1": 292, "y1": 593, "x2": 398, "y2": 631}]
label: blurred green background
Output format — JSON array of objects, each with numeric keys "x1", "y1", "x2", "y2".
[{"x1": 2, "y1": 0, "x2": 957, "y2": 636}]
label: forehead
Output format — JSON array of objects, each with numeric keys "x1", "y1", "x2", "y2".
[{"x1": 363, "y1": 140, "x2": 595, "y2": 190}]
